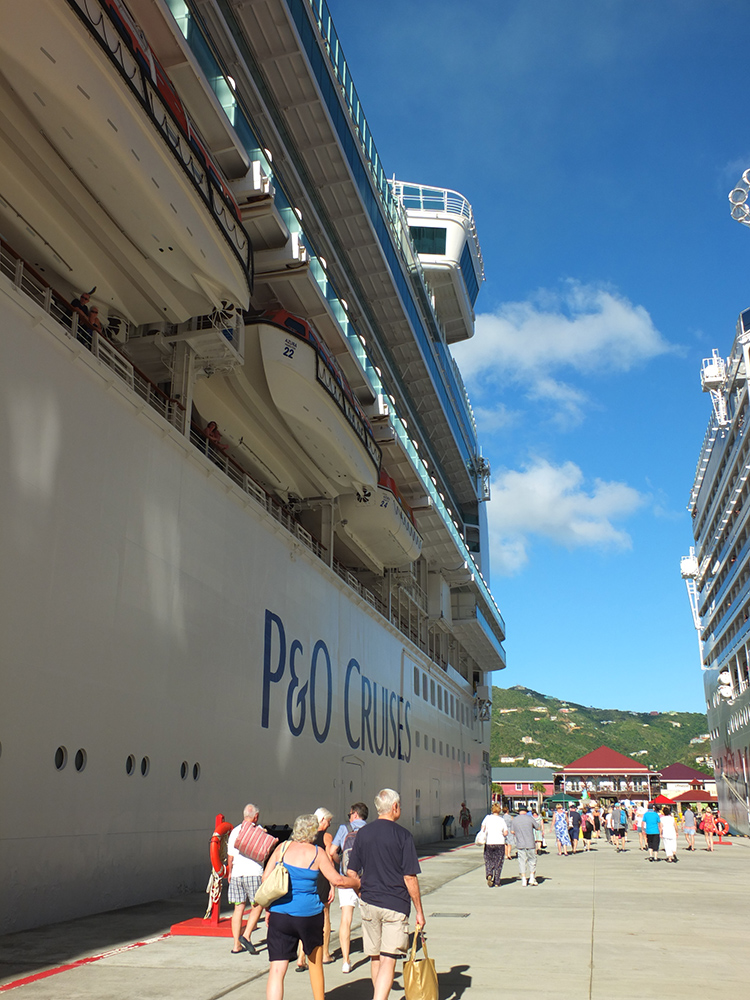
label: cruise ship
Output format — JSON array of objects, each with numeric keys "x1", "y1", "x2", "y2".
[
  {"x1": 681, "y1": 173, "x2": 750, "y2": 835},
  {"x1": 0, "y1": 0, "x2": 506, "y2": 933}
]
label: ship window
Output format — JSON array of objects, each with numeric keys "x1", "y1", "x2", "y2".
[
  {"x1": 55, "y1": 746, "x2": 68, "y2": 770},
  {"x1": 460, "y1": 241, "x2": 479, "y2": 305},
  {"x1": 423, "y1": 675, "x2": 428, "y2": 700},
  {"x1": 126, "y1": 755, "x2": 136, "y2": 776},
  {"x1": 432, "y1": 738, "x2": 436, "y2": 753},
  {"x1": 415, "y1": 805, "x2": 421, "y2": 824},
  {"x1": 410, "y1": 226, "x2": 446, "y2": 256},
  {"x1": 181, "y1": 761, "x2": 189, "y2": 780},
  {"x1": 193, "y1": 763, "x2": 201, "y2": 781},
  {"x1": 283, "y1": 316, "x2": 308, "y2": 339},
  {"x1": 141, "y1": 756, "x2": 150, "y2": 776},
  {"x1": 430, "y1": 679, "x2": 436, "y2": 705},
  {"x1": 450, "y1": 695, "x2": 455, "y2": 717},
  {"x1": 437, "y1": 687, "x2": 443, "y2": 710},
  {"x1": 75, "y1": 749, "x2": 87, "y2": 772},
  {"x1": 414, "y1": 666, "x2": 420, "y2": 694},
  {"x1": 439, "y1": 741, "x2": 443, "y2": 755}
]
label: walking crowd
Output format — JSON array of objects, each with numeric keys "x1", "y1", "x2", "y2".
[
  {"x1": 475, "y1": 798, "x2": 726, "y2": 887},
  {"x1": 221, "y1": 792, "x2": 726, "y2": 1000},
  {"x1": 224, "y1": 790, "x2": 424, "y2": 1000}
]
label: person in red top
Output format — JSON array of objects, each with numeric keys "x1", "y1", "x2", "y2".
[{"x1": 701, "y1": 808, "x2": 717, "y2": 852}]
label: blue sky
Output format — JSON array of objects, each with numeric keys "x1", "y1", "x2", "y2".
[{"x1": 327, "y1": 0, "x2": 750, "y2": 713}]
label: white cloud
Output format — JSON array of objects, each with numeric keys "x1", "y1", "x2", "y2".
[
  {"x1": 452, "y1": 281, "x2": 673, "y2": 425},
  {"x1": 487, "y1": 457, "x2": 647, "y2": 575}
]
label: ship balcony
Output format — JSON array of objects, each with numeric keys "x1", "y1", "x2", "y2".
[
  {"x1": 451, "y1": 592, "x2": 506, "y2": 672},
  {"x1": 0, "y1": 236, "x2": 186, "y2": 433},
  {"x1": 391, "y1": 182, "x2": 485, "y2": 345}
]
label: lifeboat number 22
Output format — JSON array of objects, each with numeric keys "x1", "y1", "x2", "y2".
[{"x1": 283, "y1": 338, "x2": 296, "y2": 358}]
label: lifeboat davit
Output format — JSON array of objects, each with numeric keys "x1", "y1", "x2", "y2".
[
  {"x1": 339, "y1": 468, "x2": 423, "y2": 571},
  {"x1": 254, "y1": 310, "x2": 381, "y2": 494}
]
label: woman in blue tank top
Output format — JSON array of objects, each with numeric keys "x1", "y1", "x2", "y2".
[{"x1": 262, "y1": 814, "x2": 359, "y2": 1000}]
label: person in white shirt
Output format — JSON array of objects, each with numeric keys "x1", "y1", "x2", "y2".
[
  {"x1": 660, "y1": 806, "x2": 679, "y2": 862},
  {"x1": 478, "y1": 803, "x2": 509, "y2": 888},
  {"x1": 226, "y1": 803, "x2": 265, "y2": 955}
]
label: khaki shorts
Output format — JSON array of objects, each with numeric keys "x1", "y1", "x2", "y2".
[{"x1": 360, "y1": 901, "x2": 410, "y2": 957}]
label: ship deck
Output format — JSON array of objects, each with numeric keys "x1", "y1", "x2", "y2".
[{"x1": 1, "y1": 834, "x2": 747, "y2": 998}]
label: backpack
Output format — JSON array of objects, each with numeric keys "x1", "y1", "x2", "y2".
[{"x1": 341, "y1": 822, "x2": 360, "y2": 873}]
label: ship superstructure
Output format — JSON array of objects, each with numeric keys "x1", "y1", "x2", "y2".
[
  {"x1": 0, "y1": 0, "x2": 505, "y2": 932},
  {"x1": 683, "y1": 299, "x2": 750, "y2": 834}
]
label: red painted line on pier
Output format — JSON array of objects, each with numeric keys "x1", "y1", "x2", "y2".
[{"x1": 0, "y1": 934, "x2": 169, "y2": 993}]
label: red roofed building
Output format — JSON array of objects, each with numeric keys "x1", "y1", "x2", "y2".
[
  {"x1": 659, "y1": 763, "x2": 717, "y2": 799},
  {"x1": 554, "y1": 746, "x2": 660, "y2": 802}
]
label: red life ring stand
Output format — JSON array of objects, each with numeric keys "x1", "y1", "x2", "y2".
[
  {"x1": 716, "y1": 818, "x2": 730, "y2": 838},
  {"x1": 210, "y1": 816, "x2": 234, "y2": 877}
]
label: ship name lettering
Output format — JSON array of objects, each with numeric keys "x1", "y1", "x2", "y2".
[
  {"x1": 262, "y1": 610, "x2": 410, "y2": 760},
  {"x1": 343, "y1": 658, "x2": 411, "y2": 762},
  {"x1": 262, "y1": 610, "x2": 332, "y2": 745}
]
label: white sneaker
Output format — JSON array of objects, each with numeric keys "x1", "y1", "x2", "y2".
[
  {"x1": 521, "y1": 877, "x2": 528, "y2": 886},
  {"x1": 529, "y1": 878, "x2": 538, "y2": 886},
  {"x1": 342, "y1": 962, "x2": 352, "y2": 974}
]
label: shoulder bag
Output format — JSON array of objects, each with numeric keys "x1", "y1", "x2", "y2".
[
  {"x1": 253, "y1": 842, "x2": 291, "y2": 908},
  {"x1": 235, "y1": 821, "x2": 279, "y2": 865},
  {"x1": 403, "y1": 929, "x2": 438, "y2": 1000},
  {"x1": 474, "y1": 827, "x2": 487, "y2": 846}
]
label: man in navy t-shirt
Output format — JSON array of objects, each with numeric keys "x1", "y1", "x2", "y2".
[{"x1": 347, "y1": 789, "x2": 425, "y2": 1000}]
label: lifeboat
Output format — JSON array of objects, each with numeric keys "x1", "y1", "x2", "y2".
[
  {"x1": 0, "y1": 0, "x2": 251, "y2": 322},
  {"x1": 338, "y1": 468, "x2": 423, "y2": 571},
  {"x1": 252, "y1": 310, "x2": 381, "y2": 494}
]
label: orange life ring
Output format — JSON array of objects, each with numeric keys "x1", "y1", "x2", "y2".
[
  {"x1": 210, "y1": 818, "x2": 234, "y2": 877},
  {"x1": 716, "y1": 819, "x2": 729, "y2": 837}
]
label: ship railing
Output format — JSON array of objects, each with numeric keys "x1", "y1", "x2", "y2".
[
  {"x1": 68, "y1": 0, "x2": 252, "y2": 280},
  {"x1": 688, "y1": 416, "x2": 719, "y2": 513},
  {"x1": 2, "y1": 236, "x2": 459, "y2": 666},
  {"x1": 0, "y1": 237, "x2": 187, "y2": 435},
  {"x1": 303, "y1": 0, "x2": 480, "y2": 446}
]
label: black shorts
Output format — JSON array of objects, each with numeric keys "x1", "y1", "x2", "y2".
[
  {"x1": 646, "y1": 833, "x2": 660, "y2": 851},
  {"x1": 266, "y1": 910, "x2": 324, "y2": 962}
]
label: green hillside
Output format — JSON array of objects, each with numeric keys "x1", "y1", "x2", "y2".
[{"x1": 490, "y1": 685, "x2": 711, "y2": 773}]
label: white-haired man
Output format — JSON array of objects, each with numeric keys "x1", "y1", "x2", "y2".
[
  {"x1": 226, "y1": 803, "x2": 264, "y2": 955},
  {"x1": 346, "y1": 789, "x2": 425, "y2": 1000}
]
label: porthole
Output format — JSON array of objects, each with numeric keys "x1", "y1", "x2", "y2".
[
  {"x1": 55, "y1": 746, "x2": 68, "y2": 770},
  {"x1": 349, "y1": 780, "x2": 354, "y2": 793},
  {"x1": 141, "y1": 756, "x2": 150, "y2": 776},
  {"x1": 126, "y1": 755, "x2": 136, "y2": 776},
  {"x1": 74, "y1": 748, "x2": 87, "y2": 772},
  {"x1": 192, "y1": 763, "x2": 201, "y2": 781},
  {"x1": 180, "y1": 761, "x2": 189, "y2": 780}
]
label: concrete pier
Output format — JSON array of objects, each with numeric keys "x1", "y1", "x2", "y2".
[{"x1": 1, "y1": 834, "x2": 748, "y2": 998}]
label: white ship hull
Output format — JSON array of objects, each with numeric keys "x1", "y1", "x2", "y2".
[{"x1": 0, "y1": 290, "x2": 484, "y2": 932}]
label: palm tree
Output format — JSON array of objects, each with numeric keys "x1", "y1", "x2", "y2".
[{"x1": 531, "y1": 782, "x2": 547, "y2": 814}]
